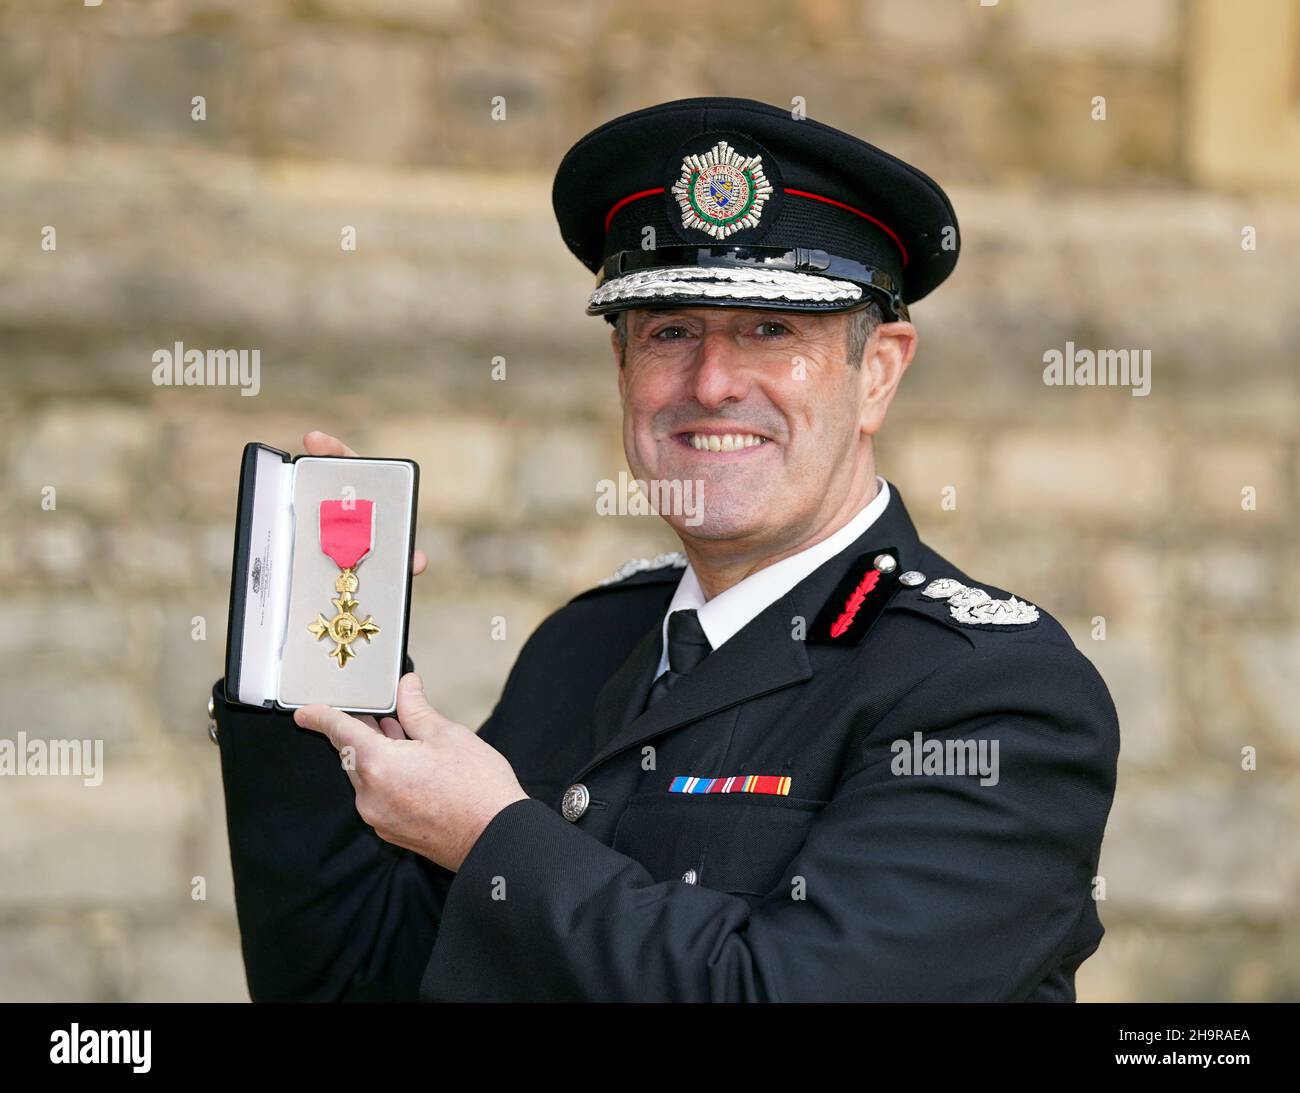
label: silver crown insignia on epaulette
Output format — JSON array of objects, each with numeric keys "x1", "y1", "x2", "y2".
[
  {"x1": 920, "y1": 578, "x2": 1039, "y2": 626},
  {"x1": 598, "y1": 551, "x2": 689, "y2": 586}
]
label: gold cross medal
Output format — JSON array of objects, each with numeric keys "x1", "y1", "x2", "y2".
[{"x1": 308, "y1": 499, "x2": 380, "y2": 668}]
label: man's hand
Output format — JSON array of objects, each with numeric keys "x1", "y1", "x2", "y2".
[
  {"x1": 304, "y1": 429, "x2": 427, "y2": 576},
  {"x1": 293, "y1": 673, "x2": 529, "y2": 871}
]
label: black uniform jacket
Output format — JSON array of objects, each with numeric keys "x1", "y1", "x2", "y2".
[{"x1": 212, "y1": 483, "x2": 1120, "y2": 1002}]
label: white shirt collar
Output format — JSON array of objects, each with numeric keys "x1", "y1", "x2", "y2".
[{"x1": 654, "y1": 477, "x2": 891, "y2": 679}]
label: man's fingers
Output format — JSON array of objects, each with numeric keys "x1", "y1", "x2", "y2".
[
  {"x1": 294, "y1": 703, "x2": 376, "y2": 758},
  {"x1": 412, "y1": 548, "x2": 427, "y2": 577},
  {"x1": 303, "y1": 430, "x2": 359, "y2": 458},
  {"x1": 395, "y1": 673, "x2": 455, "y2": 741},
  {"x1": 379, "y1": 716, "x2": 406, "y2": 741}
]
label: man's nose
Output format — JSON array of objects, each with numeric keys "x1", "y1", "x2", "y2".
[{"x1": 686, "y1": 330, "x2": 753, "y2": 408}]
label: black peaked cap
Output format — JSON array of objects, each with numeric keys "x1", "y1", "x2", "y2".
[{"x1": 552, "y1": 97, "x2": 960, "y2": 323}]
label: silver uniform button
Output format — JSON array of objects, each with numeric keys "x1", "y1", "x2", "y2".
[
  {"x1": 207, "y1": 695, "x2": 218, "y2": 746},
  {"x1": 561, "y1": 783, "x2": 590, "y2": 822},
  {"x1": 681, "y1": 869, "x2": 698, "y2": 885},
  {"x1": 873, "y1": 552, "x2": 897, "y2": 574},
  {"x1": 898, "y1": 570, "x2": 926, "y2": 587}
]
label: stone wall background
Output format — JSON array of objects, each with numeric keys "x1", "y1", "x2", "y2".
[{"x1": 1, "y1": 0, "x2": 1297, "y2": 1001}]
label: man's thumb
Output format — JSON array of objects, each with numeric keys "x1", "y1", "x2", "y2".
[{"x1": 396, "y1": 673, "x2": 446, "y2": 739}]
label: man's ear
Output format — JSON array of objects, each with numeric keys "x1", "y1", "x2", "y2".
[{"x1": 859, "y1": 320, "x2": 917, "y2": 436}]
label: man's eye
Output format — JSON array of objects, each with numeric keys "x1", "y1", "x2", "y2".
[
  {"x1": 652, "y1": 325, "x2": 690, "y2": 340},
  {"x1": 757, "y1": 321, "x2": 791, "y2": 337}
]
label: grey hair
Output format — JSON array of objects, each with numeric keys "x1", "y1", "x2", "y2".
[
  {"x1": 844, "y1": 300, "x2": 883, "y2": 369},
  {"x1": 613, "y1": 300, "x2": 884, "y2": 368}
]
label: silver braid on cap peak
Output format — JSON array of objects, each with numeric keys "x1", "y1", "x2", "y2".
[
  {"x1": 589, "y1": 266, "x2": 863, "y2": 308},
  {"x1": 598, "y1": 550, "x2": 689, "y2": 586}
]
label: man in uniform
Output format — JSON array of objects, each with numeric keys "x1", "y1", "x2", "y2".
[{"x1": 211, "y1": 98, "x2": 1120, "y2": 1002}]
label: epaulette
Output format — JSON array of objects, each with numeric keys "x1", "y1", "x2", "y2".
[
  {"x1": 901, "y1": 573, "x2": 1041, "y2": 631},
  {"x1": 597, "y1": 550, "x2": 688, "y2": 586}
]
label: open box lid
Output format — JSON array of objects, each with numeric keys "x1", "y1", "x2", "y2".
[{"x1": 224, "y1": 443, "x2": 418, "y2": 715}]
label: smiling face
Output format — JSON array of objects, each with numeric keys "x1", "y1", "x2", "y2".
[{"x1": 614, "y1": 305, "x2": 916, "y2": 568}]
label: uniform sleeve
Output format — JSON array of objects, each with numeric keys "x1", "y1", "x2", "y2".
[
  {"x1": 216, "y1": 672, "x2": 473, "y2": 1002},
  {"x1": 418, "y1": 642, "x2": 1119, "y2": 1001}
]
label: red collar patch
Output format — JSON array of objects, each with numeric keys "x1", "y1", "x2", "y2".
[{"x1": 807, "y1": 549, "x2": 902, "y2": 644}]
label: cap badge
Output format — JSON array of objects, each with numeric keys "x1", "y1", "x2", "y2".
[{"x1": 672, "y1": 140, "x2": 774, "y2": 239}]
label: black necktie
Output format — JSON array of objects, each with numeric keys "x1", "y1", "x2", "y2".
[{"x1": 643, "y1": 609, "x2": 713, "y2": 711}]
